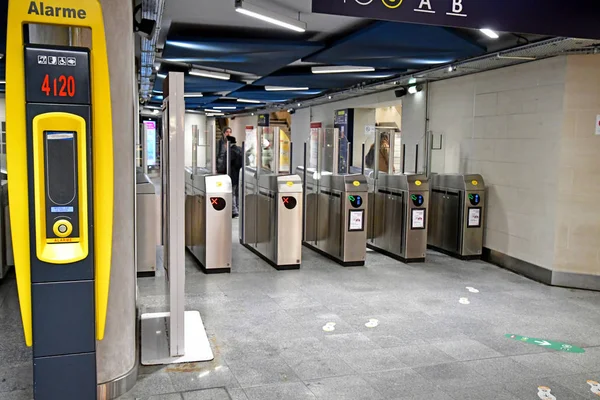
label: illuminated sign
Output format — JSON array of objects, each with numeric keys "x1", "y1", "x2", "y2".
[
  {"x1": 144, "y1": 121, "x2": 157, "y2": 167},
  {"x1": 312, "y1": 0, "x2": 600, "y2": 40}
]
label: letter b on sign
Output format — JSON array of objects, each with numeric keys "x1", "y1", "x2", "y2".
[{"x1": 452, "y1": 0, "x2": 463, "y2": 13}]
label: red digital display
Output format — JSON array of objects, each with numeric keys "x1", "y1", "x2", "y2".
[{"x1": 41, "y1": 74, "x2": 76, "y2": 98}]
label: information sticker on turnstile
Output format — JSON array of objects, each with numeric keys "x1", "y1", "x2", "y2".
[
  {"x1": 468, "y1": 208, "x2": 482, "y2": 228},
  {"x1": 349, "y1": 210, "x2": 364, "y2": 231}
]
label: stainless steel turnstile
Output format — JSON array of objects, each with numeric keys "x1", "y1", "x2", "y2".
[
  {"x1": 185, "y1": 168, "x2": 232, "y2": 273},
  {"x1": 240, "y1": 170, "x2": 303, "y2": 270},
  {"x1": 428, "y1": 174, "x2": 485, "y2": 259},
  {"x1": 367, "y1": 173, "x2": 429, "y2": 263},
  {"x1": 300, "y1": 170, "x2": 368, "y2": 267},
  {"x1": 136, "y1": 169, "x2": 158, "y2": 276}
]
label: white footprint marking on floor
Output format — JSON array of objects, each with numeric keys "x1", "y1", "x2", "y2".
[
  {"x1": 466, "y1": 286, "x2": 480, "y2": 293},
  {"x1": 365, "y1": 319, "x2": 379, "y2": 328},
  {"x1": 459, "y1": 298, "x2": 470, "y2": 305},
  {"x1": 587, "y1": 380, "x2": 600, "y2": 396},
  {"x1": 322, "y1": 322, "x2": 336, "y2": 332},
  {"x1": 538, "y1": 386, "x2": 557, "y2": 400}
]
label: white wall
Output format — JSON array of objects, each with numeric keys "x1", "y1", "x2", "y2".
[
  {"x1": 184, "y1": 112, "x2": 206, "y2": 168},
  {"x1": 229, "y1": 115, "x2": 258, "y2": 144},
  {"x1": 376, "y1": 105, "x2": 402, "y2": 129},
  {"x1": 428, "y1": 57, "x2": 567, "y2": 269}
]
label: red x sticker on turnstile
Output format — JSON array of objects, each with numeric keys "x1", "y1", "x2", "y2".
[
  {"x1": 282, "y1": 196, "x2": 297, "y2": 210},
  {"x1": 210, "y1": 197, "x2": 226, "y2": 211}
]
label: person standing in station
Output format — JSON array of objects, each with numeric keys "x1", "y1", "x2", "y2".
[
  {"x1": 227, "y1": 136, "x2": 243, "y2": 218},
  {"x1": 365, "y1": 132, "x2": 392, "y2": 173},
  {"x1": 216, "y1": 126, "x2": 232, "y2": 174}
]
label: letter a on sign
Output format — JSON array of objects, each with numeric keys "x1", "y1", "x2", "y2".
[{"x1": 418, "y1": 0, "x2": 432, "y2": 11}]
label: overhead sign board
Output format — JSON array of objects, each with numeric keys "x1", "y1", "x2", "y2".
[{"x1": 312, "y1": 0, "x2": 600, "y2": 40}]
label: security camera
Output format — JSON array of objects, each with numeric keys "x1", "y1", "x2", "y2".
[{"x1": 133, "y1": 4, "x2": 156, "y2": 39}]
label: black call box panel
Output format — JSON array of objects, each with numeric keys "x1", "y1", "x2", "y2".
[
  {"x1": 24, "y1": 46, "x2": 91, "y2": 105},
  {"x1": 44, "y1": 131, "x2": 80, "y2": 240},
  {"x1": 282, "y1": 196, "x2": 297, "y2": 210}
]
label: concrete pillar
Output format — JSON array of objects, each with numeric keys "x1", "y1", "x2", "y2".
[{"x1": 95, "y1": 0, "x2": 137, "y2": 398}]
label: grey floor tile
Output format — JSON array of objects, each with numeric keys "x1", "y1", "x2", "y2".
[
  {"x1": 546, "y1": 372, "x2": 600, "y2": 399},
  {"x1": 362, "y1": 368, "x2": 433, "y2": 398},
  {"x1": 226, "y1": 355, "x2": 300, "y2": 388},
  {"x1": 433, "y1": 338, "x2": 504, "y2": 361},
  {"x1": 387, "y1": 391, "x2": 449, "y2": 400},
  {"x1": 338, "y1": 348, "x2": 407, "y2": 373},
  {"x1": 503, "y1": 378, "x2": 588, "y2": 400},
  {"x1": 227, "y1": 388, "x2": 249, "y2": 400},
  {"x1": 319, "y1": 332, "x2": 380, "y2": 353},
  {"x1": 413, "y1": 362, "x2": 490, "y2": 389},
  {"x1": 306, "y1": 375, "x2": 384, "y2": 400},
  {"x1": 0, "y1": 390, "x2": 34, "y2": 400},
  {"x1": 167, "y1": 363, "x2": 240, "y2": 392},
  {"x1": 286, "y1": 354, "x2": 355, "y2": 381},
  {"x1": 387, "y1": 344, "x2": 457, "y2": 368},
  {"x1": 244, "y1": 382, "x2": 317, "y2": 400},
  {"x1": 146, "y1": 394, "x2": 183, "y2": 400},
  {"x1": 181, "y1": 387, "x2": 231, "y2": 399},
  {"x1": 510, "y1": 352, "x2": 590, "y2": 377},
  {"x1": 0, "y1": 364, "x2": 33, "y2": 393},
  {"x1": 463, "y1": 356, "x2": 541, "y2": 383},
  {"x1": 126, "y1": 372, "x2": 176, "y2": 398},
  {"x1": 445, "y1": 384, "x2": 521, "y2": 400}
]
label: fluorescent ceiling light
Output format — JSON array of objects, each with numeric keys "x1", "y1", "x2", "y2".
[
  {"x1": 408, "y1": 77, "x2": 417, "y2": 84},
  {"x1": 157, "y1": 73, "x2": 167, "y2": 79},
  {"x1": 408, "y1": 86, "x2": 418, "y2": 94},
  {"x1": 186, "y1": 109, "x2": 203, "y2": 114},
  {"x1": 213, "y1": 106, "x2": 236, "y2": 110},
  {"x1": 480, "y1": 28, "x2": 499, "y2": 39},
  {"x1": 184, "y1": 92, "x2": 204, "y2": 97},
  {"x1": 235, "y1": 1, "x2": 306, "y2": 33},
  {"x1": 237, "y1": 98, "x2": 261, "y2": 104},
  {"x1": 145, "y1": 105, "x2": 161, "y2": 110},
  {"x1": 206, "y1": 113, "x2": 225, "y2": 117},
  {"x1": 265, "y1": 86, "x2": 309, "y2": 91},
  {"x1": 496, "y1": 54, "x2": 536, "y2": 61},
  {"x1": 152, "y1": 110, "x2": 159, "y2": 115},
  {"x1": 189, "y1": 68, "x2": 230, "y2": 81},
  {"x1": 312, "y1": 66, "x2": 375, "y2": 74},
  {"x1": 204, "y1": 109, "x2": 222, "y2": 113},
  {"x1": 0, "y1": 80, "x2": 5, "y2": 84}
]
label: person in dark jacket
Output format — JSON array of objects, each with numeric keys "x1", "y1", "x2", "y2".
[
  {"x1": 227, "y1": 136, "x2": 243, "y2": 218},
  {"x1": 216, "y1": 127, "x2": 232, "y2": 174}
]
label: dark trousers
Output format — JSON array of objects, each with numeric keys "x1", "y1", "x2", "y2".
[{"x1": 232, "y1": 184, "x2": 239, "y2": 216}]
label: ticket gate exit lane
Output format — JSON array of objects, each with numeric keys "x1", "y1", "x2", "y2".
[
  {"x1": 241, "y1": 170, "x2": 303, "y2": 270},
  {"x1": 367, "y1": 173, "x2": 429, "y2": 263},
  {"x1": 185, "y1": 169, "x2": 232, "y2": 273},
  {"x1": 300, "y1": 170, "x2": 369, "y2": 267}
]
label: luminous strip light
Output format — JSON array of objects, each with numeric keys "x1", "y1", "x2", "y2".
[
  {"x1": 184, "y1": 92, "x2": 204, "y2": 97},
  {"x1": 189, "y1": 68, "x2": 231, "y2": 81},
  {"x1": 496, "y1": 54, "x2": 537, "y2": 60},
  {"x1": 0, "y1": 80, "x2": 5, "y2": 84},
  {"x1": 204, "y1": 109, "x2": 222, "y2": 113},
  {"x1": 312, "y1": 66, "x2": 375, "y2": 74},
  {"x1": 145, "y1": 105, "x2": 162, "y2": 110},
  {"x1": 206, "y1": 113, "x2": 225, "y2": 117},
  {"x1": 235, "y1": 1, "x2": 306, "y2": 33},
  {"x1": 480, "y1": 28, "x2": 499, "y2": 39},
  {"x1": 213, "y1": 106, "x2": 236, "y2": 110},
  {"x1": 265, "y1": 86, "x2": 309, "y2": 91},
  {"x1": 237, "y1": 98, "x2": 261, "y2": 104}
]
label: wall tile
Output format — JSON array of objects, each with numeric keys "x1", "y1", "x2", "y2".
[{"x1": 474, "y1": 93, "x2": 498, "y2": 117}]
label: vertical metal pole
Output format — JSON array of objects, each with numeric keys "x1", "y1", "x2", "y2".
[
  {"x1": 240, "y1": 142, "x2": 246, "y2": 243},
  {"x1": 415, "y1": 144, "x2": 419, "y2": 174},
  {"x1": 226, "y1": 141, "x2": 230, "y2": 176},
  {"x1": 302, "y1": 142, "x2": 307, "y2": 241},
  {"x1": 402, "y1": 144, "x2": 406, "y2": 175},
  {"x1": 426, "y1": 131, "x2": 433, "y2": 178},
  {"x1": 289, "y1": 142, "x2": 294, "y2": 175},
  {"x1": 210, "y1": 121, "x2": 217, "y2": 175},
  {"x1": 166, "y1": 72, "x2": 186, "y2": 357},
  {"x1": 273, "y1": 127, "x2": 281, "y2": 174},
  {"x1": 191, "y1": 125, "x2": 198, "y2": 171},
  {"x1": 361, "y1": 143, "x2": 365, "y2": 175}
]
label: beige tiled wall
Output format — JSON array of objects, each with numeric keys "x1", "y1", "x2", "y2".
[
  {"x1": 554, "y1": 55, "x2": 600, "y2": 275},
  {"x1": 429, "y1": 57, "x2": 567, "y2": 269}
]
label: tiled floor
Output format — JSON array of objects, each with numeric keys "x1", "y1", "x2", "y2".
[{"x1": 2, "y1": 219, "x2": 600, "y2": 399}]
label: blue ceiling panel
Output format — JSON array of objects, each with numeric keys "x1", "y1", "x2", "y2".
[
  {"x1": 305, "y1": 22, "x2": 484, "y2": 69},
  {"x1": 229, "y1": 86, "x2": 325, "y2": 103},
  {"x1": 253, "y1": 68, "x2": 405, "y2": 90},
  {"x1": 152, "y1": 73, "x2": 246, "y2": 95},
  {"x1": 162, "y1": 38, "x2": 324, "y2": 77}
]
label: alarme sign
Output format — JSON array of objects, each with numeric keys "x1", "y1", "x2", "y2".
[{"x1": 312, "y1": 0, "x2": 600, "y2": 40}]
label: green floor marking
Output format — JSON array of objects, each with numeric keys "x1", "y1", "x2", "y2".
[{"x1": 505, "y1": 334, "x2": 585, "y2": 353}]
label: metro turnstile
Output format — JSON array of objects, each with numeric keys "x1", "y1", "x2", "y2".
[
  {"x1": 136, "y1": 170, "x2": 157, "y2": 276},
  {"x1": 240, "y1": 170, "x2": 303, "y2": 270},
  {"x1": 367, "y1": 173, "x2": 429, "y2": 263},
  {"x1": 300, "y1": 170, "x2": 368, "y2": 267},
  {"x1": 428, "y1": 174, "x2": 485, "y2": 259},
  {"x1": 185, "y1": 168, "x2": 232, "y2": 273}
]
